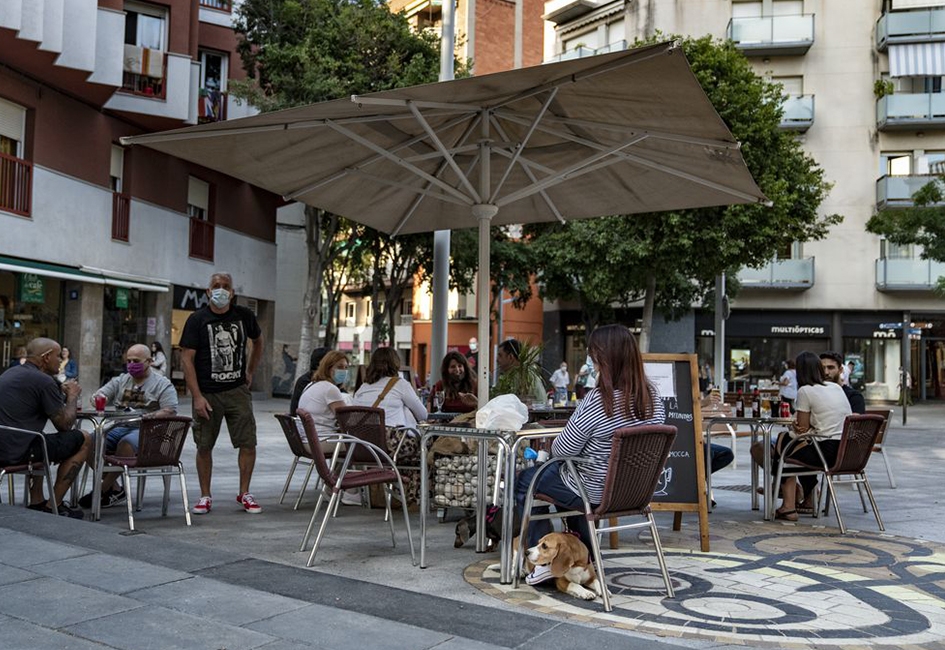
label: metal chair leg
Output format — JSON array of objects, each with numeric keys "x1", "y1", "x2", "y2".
[
  {"x1": 123, "y1": 467, "x2": 135, "y2": 531},
  {"x1": 824, "y1": 476, "x2": 846, "y2": 534},
  {"x1": 136, "y1": 475, "x2": 146, "y2": 512},
  {"x1": 861, "y1": 475, "x2": 885, "y2": 531},
  {"x1": 880, "y1": 450, "x2": 897, "y2": 489},
  {"x1": 385, "y1": 484, "x2": 396, "y2": 547},
  {"x1": 648, "y1": 512, "x2": 675, "y2": 598},
  {"x1": 300, "y1": 488, "x2": 328, "y2": 551},
  {"x1": 279, "y1": 457, "x2": 299, "y2": 504},
  {"x1": 589, "y1": 527, "x2": 612, "y2": 612},
  {"x1": 306, "y1": 492, "x2": 340, "y2": 566},
  {"x1": 393, "y1": 473, "x2": 416, "y2": 565},
  {"x1": 293, "y1": 461, "x2": 315, "y2": 510},
  {"x1": 178, "y1": 463, "x2": 191, "y2": 526}
]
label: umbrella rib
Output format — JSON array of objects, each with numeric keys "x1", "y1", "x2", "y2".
[
  {"x1": 391, "y1": 115, "x2": 485, "y2": 237},
  {"x1": 407, "y1": 102, "x2": 480, "y2": 202},
  {"x1": 284, "y1": 112, "x2": 474, "y2": 201},
  {"x1": 522, "y1": 120, "x2": 769, "y2": 205},
  {"x1": 489, "y1": 88, "x2": 558, "y2": 203},
  {"x1": 494, "y1": 110, "x2": 741, "y2": 150},
  {"x1": 495, "y1": 135, "x2": 647, "y2": 207},
  {"x1": 488, "y1": 114, "x2": 565, "y2": 223}
]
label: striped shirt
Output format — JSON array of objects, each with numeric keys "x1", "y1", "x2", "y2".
[{"x1": 552, "y1": 385, "x2": 665, "y2": 504}]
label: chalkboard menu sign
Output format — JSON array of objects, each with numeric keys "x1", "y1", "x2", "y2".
[{"x1": 643, "y1": 353, "x2": 709, "y2": 552}]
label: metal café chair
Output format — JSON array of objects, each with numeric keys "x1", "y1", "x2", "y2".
[
  {"x1": 772, "y1": 413, "x2": 885, "y2": 535},
  {"x1": 100, "y1": 416, "x2": 192, "y2": 531},
  {"x1": 274, "y1": 413, "x2": 321, "y2": 510},
  {"x1": 866, "y1": 408, "x2": 896, "y2": 488},
  {"x1": 514, "y1": 424, "x2": 678, "y2": 612},
  {"x1": 295, "y1": 408, "x2": 415, "y2": 567},
  {"x1": 0, "y1": 425, "x2": 58, "y2": 514}
]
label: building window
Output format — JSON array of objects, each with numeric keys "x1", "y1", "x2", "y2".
[
  {"x1": 111, "y1": 145, "x2": 130, "y2": 241},
  {"x1": 881, "y1": 152, "x2": 912, "y2": 176},
  {"x1": 187, "y1": 176, "x2": 214, "y2": 261},
  {"x1": 199, "y1": 0, "x2": 232, "y2": 11},
  {"x1": 0, "y1": 98, "x2": 31, "y2": 218},
  {"x1": 198, "y1": 50, "x2": 228, "y2": 123},
  {"x1": 345, "y1": 302, "x2": 356, "y2": 325},
  {"x1": 121, "y1": 1, "x2": 167, "y2": 98}
]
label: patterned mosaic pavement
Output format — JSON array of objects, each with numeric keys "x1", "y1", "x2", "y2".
[{"x1": 465, "y1": 519, "x2": 945, "y2": 649}]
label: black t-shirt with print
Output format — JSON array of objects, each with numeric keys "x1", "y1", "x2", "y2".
[{"x1": 179, "y1": 304, "x2": 261, "y2": 394}]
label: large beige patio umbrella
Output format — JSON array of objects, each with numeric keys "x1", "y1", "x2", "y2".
[{"x1": 124, "y1": 41, "x2": 768, "y2": 407}]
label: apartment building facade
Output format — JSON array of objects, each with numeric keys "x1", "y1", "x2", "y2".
[
  {"x1": 540, "y1": 0, "x2": 945, "y2": 401},
  {"x1": 0, "y1": 0, "x2": 278, "y2": 397}
]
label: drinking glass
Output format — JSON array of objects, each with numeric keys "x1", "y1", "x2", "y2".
[{"x1": 434, "y1": 391, "x2": 445, "y2": 412}]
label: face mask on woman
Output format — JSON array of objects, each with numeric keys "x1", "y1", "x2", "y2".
[{"x1": 332, "y1": 368, "x2": 348, "y2": 385}]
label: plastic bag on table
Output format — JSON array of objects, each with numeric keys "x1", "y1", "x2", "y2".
[{"x1": 475, "y1": 394, "x2": 528, "y2": 431}]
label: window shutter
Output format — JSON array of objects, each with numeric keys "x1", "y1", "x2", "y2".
[
  {"x1": 110, "y1": 146, "x2": 124, "y2": 181},
  {"x1": 188, "y1": 176, "x2": 210, "y2": 211},
  {"x1": 0, "y1": 98, "x2": 26, "y2": 144}
]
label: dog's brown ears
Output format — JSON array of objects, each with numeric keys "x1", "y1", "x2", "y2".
[{"x1": 550, "y1": 539, "x2": 573, "y2": 577}]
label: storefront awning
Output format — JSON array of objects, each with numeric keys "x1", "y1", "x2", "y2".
[
  {"x1": 889, "y1": 43, "x2": 945, "y2": 77},
  {"x1": 0, "y1": 256, "x2": 169, "y2": 292}
]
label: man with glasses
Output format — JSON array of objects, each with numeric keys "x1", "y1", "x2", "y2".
[
  {"x1": 0, "y1": 337, "x2": 89, "y2": 518},
  {"x1": 78, "y1": 343, "x2": 178, "y2": 510}
]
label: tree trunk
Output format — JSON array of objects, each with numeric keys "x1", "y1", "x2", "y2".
[
  {"x1": 297, "y1": 207, "x2": 325, "y2": 381},
  {"x1": 638, "y1": 274, "x2": 656, "y2": 353},
  {"x1": 370, "y1": 238, "x2": 385, "y2": 352}
]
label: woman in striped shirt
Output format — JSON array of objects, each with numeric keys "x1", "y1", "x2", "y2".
[{"x1": 515, "y1": 325, "x2": 665, "y2": 582}]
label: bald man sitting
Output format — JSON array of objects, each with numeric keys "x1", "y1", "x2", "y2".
[
  {"x1": 0, "y1": 337, "x2": 90, "y2": 518},
  {"x1": 78, "y1": 343, "x2": 178, "y2": 510}
]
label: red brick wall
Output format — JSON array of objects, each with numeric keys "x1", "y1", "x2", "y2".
[{"x1": 472, "y1": 0, "x2": 544, "y2": 75}]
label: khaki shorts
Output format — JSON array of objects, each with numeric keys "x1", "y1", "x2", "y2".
[{"x1": 192, "y1": 385, "x2": 257, "y2": 450}]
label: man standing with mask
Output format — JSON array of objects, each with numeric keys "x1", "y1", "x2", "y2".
[{"x1": 180, "y1": 273, "x2": 264, "y2": 515}]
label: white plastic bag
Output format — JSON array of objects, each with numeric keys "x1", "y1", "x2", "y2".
[{"x1": 475, "y1": 394, "x2": 529, "y2": 431}]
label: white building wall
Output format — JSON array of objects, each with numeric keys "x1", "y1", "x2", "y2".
[
  {"x1": 3, "y1": 166, "x2": 276, "y2": 301},
  {"x1": 38, "y1": 0, "x2": 64, "y2": 54},
  {"x1": 55, "y1": 0, "x2": 97, "y2": 72},
  {"x1": 88, "y1": 8, "x2": 125, "y2": 87}
]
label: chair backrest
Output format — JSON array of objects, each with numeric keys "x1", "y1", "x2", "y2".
[
  {"x1": 296, "y1": 409, "x2": 338, "y2": 488},
  {"x1": 829, "y1": 413, "x2": 886, "y2": 474},
  {"x1": 865, "y1": 408, "x2": 893, "y2": 446},
  {"x1": 274, "y1": 413, "x2": 314, "y2": 459},
  {"x1": 130, "y1": 416, "x2": 192, "y2": 467},
  {"x1": 591, "y1": 424, "x2": 677, "y2": 519},
  {"x1": 335, "y1": 406, "x2": 387, "y2": 464}
]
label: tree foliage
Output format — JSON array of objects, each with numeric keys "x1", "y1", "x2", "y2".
[{"x1": 529, "y1": 35, "x2": 841, "y2": 337}]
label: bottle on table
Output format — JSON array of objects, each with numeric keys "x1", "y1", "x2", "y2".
[
  {"x1": 750, "y1": 389, "x2": 760, "y2": 418},
  {"x1": 735, "y1": 390, "x2": 744, "y2": 418}
]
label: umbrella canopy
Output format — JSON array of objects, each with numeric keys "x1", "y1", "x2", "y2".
[{"x1": 124, "y1": 41, "x2": 767, "y2": 405}]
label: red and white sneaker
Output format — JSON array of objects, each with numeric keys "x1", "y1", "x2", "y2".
[
  {"x1": 238, "y1": 492, "x2": 262, "y2": 514},
  {"x1": 192, "y1": 496, "x2": 212, "y2": 515}
]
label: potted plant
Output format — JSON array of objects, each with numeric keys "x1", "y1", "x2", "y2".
[
  {"x1": 493, "y1": 340, "x2": 547, "y2": 406},
  {"x1": 874, "y1": 79, "x2": 894, "y2": 99}
]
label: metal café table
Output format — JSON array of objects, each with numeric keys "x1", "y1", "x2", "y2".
[
  {"x1": 77, "y1": 409, "x2": 142, "y2": 521},
  {"x1": 703, "y1": 415, "x2": 793, "y2": 520},
  {"x1": 419, "y1": 423, "x2": 563, "y2": 584}
]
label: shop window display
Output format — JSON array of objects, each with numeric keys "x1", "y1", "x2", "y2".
[{"x1": 0, "y1": 271, "x2": 61, "y2": 371}]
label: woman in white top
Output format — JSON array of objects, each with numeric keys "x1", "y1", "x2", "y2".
[
  {"x1": 778, "y1": 359, "x2": 797, "y2": 412},
  {"x1": 774, "y1": 350, "x2": 851, "y2": 521},
  {"x1": 150, "y1": 342, "x2": 167, "y2": 376},
  {"x1": 353, "y1": 347, "x2": 427, "y2": 428},
  {"x1": 297, "y1": 350, "x2": 351, "y2": 437}
]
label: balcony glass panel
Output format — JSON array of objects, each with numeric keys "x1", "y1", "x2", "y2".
[
  {"x1": 875, "y1": 258, "x2": 945, "y2": 289},
  {"x1": 876, "y1": 173, "x2": 942, "y2": 206},
  {"x1": 879, "y1": 8, "x2": 945, "y2": 46},
  {"x1": 781, "y1": 95, "x2": 814, "y2": 124},
  {"x1": 877, "y1": 92, "x2": 945, "y2": 124},
  {"x1": 728, "y1": 14, "x2": 814, "y2": 44},
  {"x1": 738, "y1": 258, "x2": 814, "y2": 287}
]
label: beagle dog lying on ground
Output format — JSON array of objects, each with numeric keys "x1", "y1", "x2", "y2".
[{"x1": 525, "y1": 531, "x2": 604, "y2": 601}]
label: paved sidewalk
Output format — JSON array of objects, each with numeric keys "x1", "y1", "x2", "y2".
[{"x1": 1, "y1": 397, "x2": 943, "y2": 649}]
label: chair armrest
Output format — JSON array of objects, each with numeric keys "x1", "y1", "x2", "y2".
[{"x1": 329, "y1": 433, "x2": 397, "y2": 471}]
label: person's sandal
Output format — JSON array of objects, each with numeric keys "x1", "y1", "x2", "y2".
[{"x1": 775, "y1": 509, "x2": 798, "y2": 522}]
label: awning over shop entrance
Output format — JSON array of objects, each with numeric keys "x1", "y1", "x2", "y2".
[{"x1": 0, "y1": 256, "x2": 169, "y2": 292}]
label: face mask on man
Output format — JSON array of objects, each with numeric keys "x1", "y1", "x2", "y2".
[
  {"x1": 209, "y1": 288, "x2": 231, "y2": 309},
  {"x1": 127, "y1": 361, "x2": 147, "y2": 377},
  {"x1": 333, "y1": 369, "x2": 348, "y2": 385}
]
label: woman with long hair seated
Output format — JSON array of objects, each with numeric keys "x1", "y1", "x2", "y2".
[
  {"x1": 429, "y1": 351, "x2": 478, "y2": 413},
  {"x1": 297, "y1": 350, "x2": 351, "y2": 438},
  {"x1": 754, "y1": 350, "x2": 851, "y2": 521},
  {"x1": 353, "y1": 347, "x2": 427, "y2": 427},
  {"x1": 514, "y1": 324, "x2": 665, "y2": 584}
]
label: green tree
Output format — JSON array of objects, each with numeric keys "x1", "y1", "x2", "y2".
[
  {"x1": 529, "y1": 35, "x2": 841, "y2": 348},
  {"x1": 867, "y1": 178, "x2": 945, "y2": 292},
  {"x1": 231, "y1": 0, "x2": 461, "y2": 379}
]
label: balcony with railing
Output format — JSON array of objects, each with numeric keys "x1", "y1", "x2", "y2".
[
  {"x1": 111, "y1": 192, "x2": 131, "y2": 241},
  {"x1": 105, "y1": 53, "x2": 197, "y2": 123},
  {"x1": 876, "y1": 93, "x2": 945, "y2": 130},
  {"x1": 0, "y1": 152, "x2": 32, "y2": 218},
  {"x1": 727, "y1": 14, "x2": 815, "y2": 56},
  {"x1": 876, "y1": 258, "x2": 945, "y2": 290},
  {"x1": 199, "y1": 0, "x2": 232, "y2": 10},
  {"x1": 189, "y1": 218, "x2": 215, "y2": 261},
  {"x1": 876, "y1": 174, "x2": 945, "y2": 209},
  {"x1": 876, "y1": 8, "x2": 945, "y2": 50},
  {"x1": 737, "y1": 257, "x2": 815, "y2": 290},
  {"x1": 119, "y1": 48, "x2": 167, "y2": 99},
  {"x1": 780, "y1": 94, "x2": 814, "y2": 131},
  {"x1": 197, "y1": 89, "x2": 228, "y2": 124}
]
